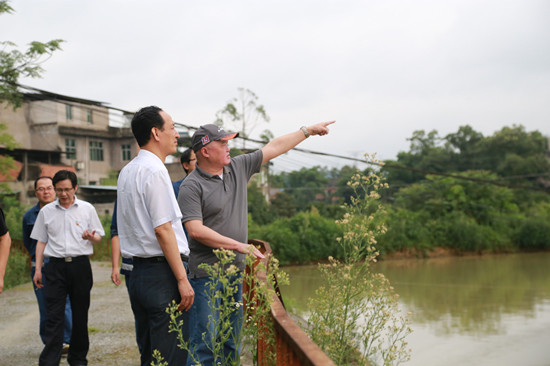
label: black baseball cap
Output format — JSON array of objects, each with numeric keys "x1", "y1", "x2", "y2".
[{"x1": 192, "y1": 124, "x2": 239, "y2": 152}]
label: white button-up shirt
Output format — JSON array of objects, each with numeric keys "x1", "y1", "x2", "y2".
[
  {"x1": 117, "y1": 149, "x2": 189, "y2": 258},
  {"x1": 30, "y1": 197, "x2": 105, "y2": 258}
]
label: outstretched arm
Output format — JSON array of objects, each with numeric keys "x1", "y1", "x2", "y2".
[{"x1": 261, "y1": 121, "x2": 335, "y2": 164}]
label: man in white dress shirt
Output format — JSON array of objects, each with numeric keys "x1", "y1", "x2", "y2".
[
  {"x1": 32, "y1": 170, "x2": 104, "y2": 366},
  {"x1": 116, "y1": 106, "x2": 194, "y2": 366}
]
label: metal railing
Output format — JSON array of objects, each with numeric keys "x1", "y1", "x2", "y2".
[{"x1": 246, "y1": 239, "x2": 336, "y2": 366}]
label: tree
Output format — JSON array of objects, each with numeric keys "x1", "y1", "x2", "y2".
[
  {"x1": 279, "y1": 166, "x2": 329, "y2": 211},
  {"x1": 214, "y1": 87, "x2": 271, "y2": 149},
  {"x1": 382, "y1": 124, "x2": 550, "y2": 192},
  {"x1": 444, "y1": 125, "x2": 484, "y2": 171},
  {"x1": 269, "y1": 191, "x2": 296, "y2": 218},
  {"x1": 0, "y1": 0, "x2": 63, "y2": 178}
]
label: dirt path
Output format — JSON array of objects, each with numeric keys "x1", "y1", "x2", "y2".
[{"x1": 0, "y1": 261, "x2": 140, "y2": 366}]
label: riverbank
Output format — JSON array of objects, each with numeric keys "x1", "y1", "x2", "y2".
[{"x1": 379, "y1": 246, "x2": 550, "y2": 261}]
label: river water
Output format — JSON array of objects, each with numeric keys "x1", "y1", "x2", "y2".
[{"x1": 280, "y1": 252, "x2": 550, "y2": 366}]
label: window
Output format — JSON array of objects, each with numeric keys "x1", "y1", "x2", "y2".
[
  {"x1": 65, "y1": 105, "x2": 73, "y2": 121},
  {"x1": 121, "y1": 144, "x2": 131, "y2": 161},
  {"x1": 89, "y1": 140, "x2": 104, "y2": 161},
  {"x1": 65, "y1": 139, "x2": 76, "y2": 160},
  {"x1": 86, "y1": 109, "x2": 93, "y2": 124}
]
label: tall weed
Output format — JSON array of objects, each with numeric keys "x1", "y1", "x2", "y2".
[{"x1": 307, "y1": 154, "x2": 412, "y2": 366}]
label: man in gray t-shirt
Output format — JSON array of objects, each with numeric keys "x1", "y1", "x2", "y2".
[{"x1": 178, "y1": 121, "x2": 334, "y2": 366}]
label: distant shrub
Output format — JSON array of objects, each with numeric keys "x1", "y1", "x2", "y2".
[
  {"x1": 378, "y1": 208, "x2": 434, "y2": 254},
  {"x1": 4, "y1": 248, "x2": 29, "y2": 290},
  {"x1": 515, "y1": 218, "x2": 550, "y2": 250},
  {"x1": 1, "y1": 195, "x2": 27, "y2": 240},
  {"x1": 251, "y1": 211, "x2": 342, "y2": 265},
  {"x1": 90, "y1": 213, "x2": 112, "y2": 261}
]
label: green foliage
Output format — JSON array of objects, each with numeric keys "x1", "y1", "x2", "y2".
[
  {"x1": 250, "y1": 124, "x2": 550, "y2": 258},
  {"x1": 241, "y1": 252, "x2": 289, "y2": 366},
  {"x1": 268, "y1": 192, "x2": 296, "y2": 219},
  {"x1": 1, "y1": 195, "x2": 25, "y2": 240},
  {"x1": 0, "y1": 35, "x2": 64, "y2": 108},
  {"x1": 307, "y1": 155, "x2": 412, "y2": 365},
  {"x1": 0, "y1": 0, "x2": 64, "y2": 207},
  {"x1": 276, "y1": 166, "x2": 329, "y2": 211},
  {"x1": 247, "y1": 184, "x2": 272, "y2": 225},
  {"x1": 250, "y1": 210, "x2": 342, "y2": 265},
  {"x1": 515, "y1": 217, "x2": 550, "y2": 250},
  {"x1": 99, "y1": 171, "x2": 118, "y2": 186},
  {"x1": 156, "y1": 250, "x2": 244, "y2": 366},
  {"x1": 89, "y1": 213, "x2": 112, "y2": 261},
  {"x1": 377, "y1": 207, "x2": 433, "y2": 255},
  {"x1": 438, "y1": 211, "x2": 508, "y2": 252},
  {"x1": 156, "y1": 249, "x2": 288, "y2": 366},
  {"x1": 4, "y1": 247, "x2": 29, "y2": 290},
  {"x1": 382, "y1": 124, "x2": 550, "y2": 190},
  {"x1": 379, "y1": 170, "x2": 527, "y2": 254},
  {"x1": 0, "y1": 0, "x2": 14, "y2": 14},
  {"x1": 151, "y1": 349, "x2": 168, "y2": 366}
]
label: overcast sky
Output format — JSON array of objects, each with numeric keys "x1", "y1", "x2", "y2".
[{"x1": 2, "y1": 0, "x2": 549, "y2": 172}]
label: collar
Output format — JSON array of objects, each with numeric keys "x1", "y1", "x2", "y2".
[
  {"x1": 137, "y1": 149, "x2": 165, "y2": 166},
  {"x1": 54, "y1": 195, "x2": 80, "y2": 209},
  {"x1": 195, "y1": 164, "x2": 230, "y2": 180}
]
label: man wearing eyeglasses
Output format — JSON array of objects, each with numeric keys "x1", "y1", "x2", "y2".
[
  {"x1": 23, "y1": 176, "x2": 73, "y2": 352},
  {"x1": 172, "y1": 147, "x2": 197, "y2": 198},
  {"x1": 31, "y1": 170, "x2": 104, "y2": 366}
]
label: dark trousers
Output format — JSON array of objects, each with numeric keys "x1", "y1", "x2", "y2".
[
  {"x1": 130, "y1": 259, "x2": 189, "y2": 366},
  {"x1": 31, "y1": 262, "x2": 73, "y2": 345},
  {"x1": 40, "y1": 257, "x2": 93, "y2": 366}
]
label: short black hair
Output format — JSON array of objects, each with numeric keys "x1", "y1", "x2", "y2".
[
  {"x1": 180, "y1": 148, "x2": 194, "y2": 173},
  {"x1": 52, "y1": 170, "x2": 77, "y2": 188},
  {"x1": 131, "y1": 106, "x2": 165, "y2": 147},
  {"x1": 34, "y1": 176, "x2": 53, "y2": 190}
]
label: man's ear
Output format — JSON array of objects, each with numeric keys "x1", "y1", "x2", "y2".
[{"x1": 151, "y1": 127, "x2": 161, "y2": 142}]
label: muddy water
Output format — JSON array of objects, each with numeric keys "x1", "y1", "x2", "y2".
[{"x1": 281, "y1": 252, "x2": 550, "y2": 366}]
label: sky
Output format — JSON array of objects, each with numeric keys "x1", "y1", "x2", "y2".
[{"x1": 2, "y1": 0, "x2": 549, "y2": 173}]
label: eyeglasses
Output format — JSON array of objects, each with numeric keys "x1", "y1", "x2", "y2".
[
  {"x1": 36, "y1": 186, "x2": 54, "y2": 192},
  {"x1": 54, "y1": 188, "x2": 74, "y2": 194}
]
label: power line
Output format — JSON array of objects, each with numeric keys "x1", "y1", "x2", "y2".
[{"x1": 13, "y1": 83, "x2": 550, "y2": 193}]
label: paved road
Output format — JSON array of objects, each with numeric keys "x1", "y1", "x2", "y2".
[{"x1": 0, "y1": 261, "x2": 140, "y2": 366}]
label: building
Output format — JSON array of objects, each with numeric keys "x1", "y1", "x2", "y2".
[{"x1": 0, "y1": 87, "x2": 136, "y2": 208}]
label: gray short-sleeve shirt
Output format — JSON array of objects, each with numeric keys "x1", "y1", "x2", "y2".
[{"x1": 178, "y1": 149, "x2": 262, "y2": 278}]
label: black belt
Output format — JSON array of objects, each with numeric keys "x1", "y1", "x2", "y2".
[
  {"x1": 48, "y1": 255, "x2": 88, "y2": 263},
  {"x1": 133, "y1": 254, "x2": 188, "y2": 263}
]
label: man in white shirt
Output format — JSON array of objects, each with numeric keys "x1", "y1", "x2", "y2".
[
  {"x1": 32, "y1": 170, "x2": 104, "y2": 366},
  {"x1": 117, "y1": 106, "x2": 194, "y2": 366}
]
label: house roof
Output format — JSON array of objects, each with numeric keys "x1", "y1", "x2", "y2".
[
  {"x1": 19, "y1": 83, "x2": 109, "y2": 107},
  {"x1": 39, "y1": 164, "x2": 76, "y2": 178}
]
